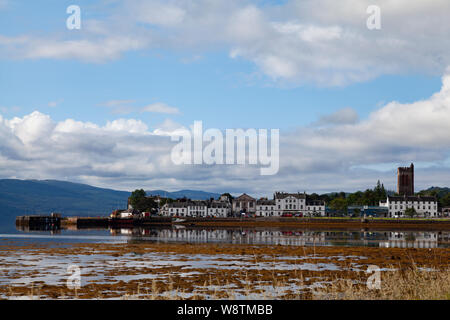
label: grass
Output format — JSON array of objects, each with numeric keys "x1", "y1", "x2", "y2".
[
  {"x1": 91, "y1": 266, "x2": 450, "y2": 300},
  {"x1": 312, "y1": 267, "x2": 450, "y2": 300}
]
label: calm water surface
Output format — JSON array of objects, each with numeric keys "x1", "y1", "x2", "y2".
[{"x1": 1, "y1": 223, "x2": 449, "y2": 248}]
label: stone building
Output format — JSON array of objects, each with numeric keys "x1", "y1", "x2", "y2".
[
  {"x1": 232, "y1": 193, "x2": 256, "y2": 216},
  {"x1": 397, "y1": 163, "x2": 414, "y2": 196}
]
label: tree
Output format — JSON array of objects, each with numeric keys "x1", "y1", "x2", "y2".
[
  {"x1": 440, "y1": 193, "x2": 450, "y2": 207},
  {"x1": 329, "y1": 198, "x2": 348, "y2": 216},
  {"x1": 405, "y1": 207, "x2": 417, "y2": 218},
  {"x1": 129, "y1": 189, "x2": 146, "y2": 205},
  {"x1": 129, "y1": 189, "x2": 157, "y2": 213}
]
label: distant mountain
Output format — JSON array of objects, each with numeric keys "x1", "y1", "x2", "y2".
[
  {"x1": 146, "y1": 189, "x2": 221, "y2": 200},
  {"x1": 0, "y1": 179, "x2": 130, "y2": 224},
  {"x1": 0, "y1": 179, "x2": 223, "y2": 225}
]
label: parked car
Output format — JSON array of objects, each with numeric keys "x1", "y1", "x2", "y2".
[
  {"x1": 294, "y1": 213, "x2": 303, "y2": 217},
  {"x1": 282, "y1": 213, "x2": 293, "y2": 217}
]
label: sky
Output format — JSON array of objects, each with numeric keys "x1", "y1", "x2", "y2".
[{"x1": 1, "y1": 0, "x2": 450, "y2": 197}]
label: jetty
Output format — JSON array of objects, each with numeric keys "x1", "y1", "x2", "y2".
[{"x1": 16, "y1": 213, "x2": 61, "y2": 231}]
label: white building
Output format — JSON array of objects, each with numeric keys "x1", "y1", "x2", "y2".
[
  {"x1": 207, "y1": 200, "x2": 231, "y2": 217},
  {"x1": 380, "y1": 195, "x2": 438, "y2": 218},
  {"x1": 162, "y1": 201, "x2": 189, "y2": 217},
  {"x1": 274, "y1": 192, "x2": 306, "y2": 216},
  {"x1": 187, "y1": 200, "x2": 208, "y2": 217},
  {"x1": 161, "y1": 198, "x2": 230, "y2": 218},
  {"x1": 256, "y1": 198, "x2": 276, "y2": 217},
  {"x1": 305, "y1": 200, "x2": 326, "y2": 217}
]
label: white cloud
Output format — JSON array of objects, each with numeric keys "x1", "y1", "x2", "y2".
[
  {"x1": 99, "y1": 100, "x2": 136, "y2": 115},
  {"x1": 133, "y1": 0, "x2": 186, "y2": 27},
  {"x1": 2, "y1": 71, "x2": 450, "y2": 193},
  {"x1": 2, "y1": 1, "x2": 450, "y2": 85},
  {"x1": 47, "y1": 99, "x2": 63, "y2": 108},
  {"x1": 141, "y1": 102, "x2": 180, "y2": 114}
]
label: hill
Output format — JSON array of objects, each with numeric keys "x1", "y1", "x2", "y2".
[
  {"x1": 0, "y1": 180, "x2": 223, "y2": 225},
  {"x1": 0, "y1": 179, "x2": 130, "y2": 224}
]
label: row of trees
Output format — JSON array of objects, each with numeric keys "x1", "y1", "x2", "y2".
[
  {"x1": 127, "y1": 190, "x2": 234, "y2": 213},
  {"x1": 327, "y1": 181, "x2": 388, "y2": 215}
]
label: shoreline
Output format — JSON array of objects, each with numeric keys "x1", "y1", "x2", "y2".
[{"x1": 57, "y1": 216, "x2": 450, "y2": 231}]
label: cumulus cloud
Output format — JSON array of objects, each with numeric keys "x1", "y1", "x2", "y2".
[
  {"x1": 2, "y1": 1, "x2": 450, "y2": 85},
  {"x1": 2, "y1": 71, "x2": 450, "y2": 194}
]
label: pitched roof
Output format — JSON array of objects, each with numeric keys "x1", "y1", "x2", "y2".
[
  {"x1": 234, "y1": 193, "x2": 256, "y2": 201},
  {"x1": 274, "y1": 192, "x2": 306, "y2": 199},
  {"x1": 387, "y1": 195, "x2": 437, "y2": 202}
]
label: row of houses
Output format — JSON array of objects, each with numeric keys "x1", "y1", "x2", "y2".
[
  {"x1": 160, "y1": 192, "x2": 326, "y2": 218},
  {"x1": 161, "y1": 195, "x2": 231, "y2": 217}
]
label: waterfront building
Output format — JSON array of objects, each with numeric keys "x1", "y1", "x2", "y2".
[
  {"x1": 207, "y1": 199, "x2": 232, "y2": 217},
  {"x1": 255, "y1": 198, "x2": 276, "y2": 217},
  {"x1": 232, "y1": 193, "x2": 256, "y2": 216},
  {"x1": 161, "y1": 198, "x2": 230, "y2": 218},
  {"x1": 305, "y1": 200, "x2": 326, "y2": 217},
  {"x1": 273, "y1": 192, "x2": 306, "y2": 216},
  {"x1": 379, "y1": 195, "x2": 438, "y2": 218}
]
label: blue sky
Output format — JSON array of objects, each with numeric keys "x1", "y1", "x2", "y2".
[
  {"x1": 1, "y1": 0, "x2": 450, "y2": 195},
  {"x1": 1, "y1": 48, "x2": 442, "y2": 130}
]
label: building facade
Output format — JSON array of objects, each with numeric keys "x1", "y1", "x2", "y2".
[
  {"x1": 397, "y1": 163, "x2": 414, "y2": 196},
  {"x1": 380, "y1": 195, "x2": 438, "y2": 217},
  {"x1": 207, "y1": 200, "x2": 232, "y2": 217},
  {"x1": 161, "y1": 198, "x2": 231, "y2": 218},
  {"x1": 274, "y1": 192, "x2": 306, "y2": 216},
  {"x1": 255, "y1": 198, "x2": 276, "y2": 217},
  {"x1": 305, "y1": 200, "x2": 326, "y2": 217},
  {"x1": 232, "y1": 193, "x2": 256, "y2": 215}
]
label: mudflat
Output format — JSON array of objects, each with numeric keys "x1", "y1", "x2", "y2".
[{"x1": 0, "y1": 241, "x2": 449, "y2": 299}]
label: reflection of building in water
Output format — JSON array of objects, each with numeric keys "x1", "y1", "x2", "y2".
[
  {"x1": 379, "y1": 232, "x2": 439, "y2": 248},
  {"x1": 108, "y1": 227, "x2": 447, "y2": 248},
  {"x1": 112, "y1": 228, "x2": 328, "y2": 246}
]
